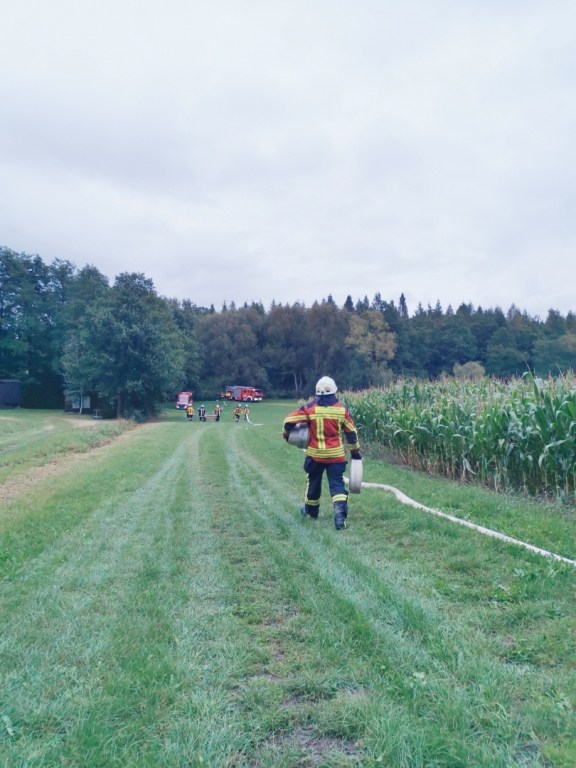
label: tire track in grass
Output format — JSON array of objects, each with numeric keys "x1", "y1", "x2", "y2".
[
  {"x1": 0, "y1": 427, "x2": 260, "y2": 767},
  {"x1": 197, "y1": 427, "x2": 366, "y2": 767},
  {"x1": 224, "y1": 434, "x2": 484, "y2": 766},
  {"x1": 0, "y1": 422, "x2": 171, "y2": 583},
  {"x1": 222, "y1": 427, "x2": 561, "y2": 767},
  {"x1": 63, "y1": 426, "x2": 263, "y2": 767},
  {"x1": 0, "y1": 435, "x2": 189, "y2": 764},
  {"x1": 0, "y1": 428, "x2": 186, "y2": 611},
  {"x1": 203, "y1": 428, "x2": 456, "y2": 765},
  {"x1": 229, "y1": 431, "x2": 469, "y2": 654}
]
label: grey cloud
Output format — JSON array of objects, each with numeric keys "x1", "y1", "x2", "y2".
[{"x1": 1, "y1": 0, "x2": 575, "y2": 314}]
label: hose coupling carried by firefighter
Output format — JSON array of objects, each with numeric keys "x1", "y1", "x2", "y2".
[
  {"x1": 348, "y1": 457, "x2": 363, "y2": 494},
  {"x1": 287, "y1": 423, "x2": 310, "y2": 450}
]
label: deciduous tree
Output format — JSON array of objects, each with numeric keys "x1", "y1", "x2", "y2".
[
  {"x1": 81, "y1": 273, "x2": 185, "y2": 418},
  {"x1": 345, "y1": 309, "x2": 396, "y2": 385}
]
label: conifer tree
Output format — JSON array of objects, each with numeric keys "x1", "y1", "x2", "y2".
[{"x1": 399, "y1": 293, "x2": 409, "y2": 318}]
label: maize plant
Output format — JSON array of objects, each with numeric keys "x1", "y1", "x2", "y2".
[{"x1": 344, "y1": 373, "x2": 576, "y2": 499}]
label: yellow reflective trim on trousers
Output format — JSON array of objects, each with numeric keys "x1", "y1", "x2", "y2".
[
  {"x1": 331, "y1": 494, "x2": 348, "y2": 502},
  {"x1": 304, "y1": 474, "x2": 321, "y2": 505}
]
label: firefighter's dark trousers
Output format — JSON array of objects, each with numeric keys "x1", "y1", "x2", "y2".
[{"x1": 303, "y1": 456, "x2": 348, "y2": 509}]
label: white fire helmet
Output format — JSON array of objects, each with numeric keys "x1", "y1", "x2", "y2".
[{"x1": 316, "y1": 376, "x2": 338, "y2": 396}]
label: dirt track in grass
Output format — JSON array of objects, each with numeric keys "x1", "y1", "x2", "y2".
[{"x1": 0, "y1": 412, "x2": 136, "y2": 503}]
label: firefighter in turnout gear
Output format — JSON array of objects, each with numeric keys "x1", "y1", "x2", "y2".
[
  {"x1": 233, "y1": 405, "x2": 242, "y2": 422},
  {"x1": 283, "y1": 376, "x2": 362, "y2": 530},
  {"x1": 186, "y1": 403, "x2": 195, "y2": 420},
  {"x1": 198, "y1": 405, "x2": 206, "y2": 422},
  {"x1": 243, "y1": 405, "x2": 250, "y2": 421},
  {"x1": 214, "y1": 403, "x2": 222, "y2": 422}
]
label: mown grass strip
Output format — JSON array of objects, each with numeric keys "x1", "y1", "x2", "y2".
[
  {"x1": 0, "y1": 410, "x2": 132, "y2": 485},
  {"x1": 1, "y1": 426, "x2": 261, "y2": 766},
  {"x1": 0, "y1": 423, "x2": 177, "y2": 584}
]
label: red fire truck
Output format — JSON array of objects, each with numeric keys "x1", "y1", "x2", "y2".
[
  {"x1": 175, "y1": 391, "x2": 193, "y2": 409},
  {"x1": 222, "y1": 386, "x2": 263, "y2": 402}
]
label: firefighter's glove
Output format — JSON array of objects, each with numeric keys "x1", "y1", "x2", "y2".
[{"x1": 351, "y1": 452, "x2": 362, "y2": 460}]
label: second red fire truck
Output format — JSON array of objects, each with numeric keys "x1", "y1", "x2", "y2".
[{"x1": 221, "y1": 386, "x2": 263, "y2": 402}]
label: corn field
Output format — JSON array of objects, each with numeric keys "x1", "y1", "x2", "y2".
[{"x1": 344, "y1": 374, "x2": 576, "y2": 498}]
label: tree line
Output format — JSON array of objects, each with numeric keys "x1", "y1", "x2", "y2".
[{"x1": 1, "y1": 246, "x2": 575, "y2": 417}]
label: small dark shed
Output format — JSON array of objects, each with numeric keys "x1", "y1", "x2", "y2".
[{"x1": 0, "y1": 380, "x2": 21, "y2": 408}]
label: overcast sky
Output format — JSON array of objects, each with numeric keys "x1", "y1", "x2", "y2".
[{"x1": 1, "y1": 1, "x2": 575, "y2": 316}]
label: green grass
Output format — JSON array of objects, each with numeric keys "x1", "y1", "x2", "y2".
[
  {"x1": 1, "y1": 402, "x2": 576, "y2": 766},
  {"x1": 0, "y1": 409, "x2": 132, "y2": 484}
]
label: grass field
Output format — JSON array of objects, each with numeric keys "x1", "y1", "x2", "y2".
[
  {"x1": 1, "y1": 403, "x2": 576, "y2": 767},
  {"x1": 0, "y1": 410, "x2": 132, "y2": 488}
]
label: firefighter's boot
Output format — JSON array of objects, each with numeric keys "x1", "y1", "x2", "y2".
[
  {"x1": 300, "y1": 504, "x2": 319, "y2": 520},
  {"x1": 333, "y1": 500, "x2": 348, "y2": 530}
]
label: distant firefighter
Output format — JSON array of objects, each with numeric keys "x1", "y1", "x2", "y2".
[
  {"x1": 233, "y1": 405, "x2": 241, "y2": 422},
  {"x1": 198, "y1": 405, "x2": 207, "y2": 422},
  {"x1": 243, "y1": 405, "x2": 250, "y2": 421}
]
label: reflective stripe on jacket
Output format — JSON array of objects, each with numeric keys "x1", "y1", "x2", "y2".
[{"x1": 283, "y1": 400, "x2": 360, "y2": 463}]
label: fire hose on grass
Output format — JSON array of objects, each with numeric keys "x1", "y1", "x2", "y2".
[
  {"x1": 243, "y1": 410, "x2": 263, "y2": 426},
  {"x1": 229, "y1": 407, "x2": 263, "y2": 426},
  {"x1": 343, "y1": 475, "x2": 576, "y2": 567},
  {"x1": 288, "y1": 425, "x2": 576, "y2": 567}
]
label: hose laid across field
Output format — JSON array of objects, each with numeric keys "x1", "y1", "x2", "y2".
[{"x1": 343, "y1": 476, "x2": 576, "y2": 567}]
